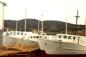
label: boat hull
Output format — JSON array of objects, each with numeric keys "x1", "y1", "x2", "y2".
[
  {"x1": 38, "y1": 39, "x2": 86, "y2": 54},
  {"x1": 3, "y1": 37, "x2": 39, "y2": 51},
  {"x1": 3, "y1": 36, "x2": 18, "y2": 47},
  {"x1": 20, "y1": 40, "x2": 39, "y2": 50}
]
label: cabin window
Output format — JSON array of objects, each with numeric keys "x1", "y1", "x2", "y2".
[
  {"x1": 13, "y1": 32, "x2": 16, "y2": 35},
  {"x1": 78, "y1": 37, "x2": 80, "y2": 40},
  {"x1": 58, "y1": 35, "x2": 62, "y2": 38},
  {"x1": 6, "y1": 33, "x2": 9, "y2": 36},
  {"x1": 40, "y1": 36, "x2": 42, "y2": 38},
  {"x1": 73, "y1": 37, "x2": 76, "y2": 40},
  {"x1": 36, "y1": 36, "x2": 39, "y2": 38},
  {"x1": 17, "y1": 32, "x2": 19, "y2": 35},
  {"x1": 63, "y1": 36, "x2": 67, "y2": 39},
  {"x1": 10, "y1": 32, "x2": 12, "y2": 35},
  {"x1": 34, "y1": 36, "x2": 35, "y2": 38},
  {"x1": 78, "y1": 37, "x2": 80, "y2": 38},
  {"x1": 21, "y1": 33, "x2": 23, "y2": 35},
  {"x1": 45, "y1": 36, "x2": 47, "y2": 39},
  {"x1": 25, "y1": 33, "x2": 26, "y2": 35},
  {"x1": 68, "y1": 36, "x2": 72, "y2": 39},
  {"x1": 45, "y1": 43, "x2": 47, "y2": 45},
  {"x1": 31, "y1": 36, "x2": 32, "y2": 38}
]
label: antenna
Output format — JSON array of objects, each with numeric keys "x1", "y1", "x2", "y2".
[
  {"x1": 74, "y1": 10, "x2": 80, "y2": 26},
  {"x1": 74, "y1": 10, "x2": 80, "y2": 34}
]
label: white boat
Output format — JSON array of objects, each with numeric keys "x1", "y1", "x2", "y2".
[
  {"x1": 38, "y1": 34, "x2": 86, "y2": 54},
  {"x1": 3, "y1": 31, "x2": 45, "y2": 50},
  {"x1": 3, "y1": 31, "x2": 19, "y2": 47},
  {"x1": 37, "y1": 10, "x2": 86, "y2": 55}
]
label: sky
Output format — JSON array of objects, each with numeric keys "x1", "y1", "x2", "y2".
[{"x1": 4, "y1": 0, "x2": 86, "y2": 24}]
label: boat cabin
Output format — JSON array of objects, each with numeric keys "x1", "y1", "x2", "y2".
[{"x1": 56, "y1": 34, "x2": 82, "y2": 44}]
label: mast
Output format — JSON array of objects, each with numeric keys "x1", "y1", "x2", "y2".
[
  {"x1": 24, "y1": 8, "x2": 27, "y2": 32},
  {"x1": 41, "y1": 14, "x2": 44, "y2": 34},
  {"x1": 0, "y1": 1, "x2": 6, "y2": 31},
  {"x1": 38, "y1": 19, "x2": 40, "y2": 34},
  {"x1": 65, "y1": 18, "x2": 67, "y2": 34},
  {"x1": 16, "y1": 21, "x2": 18, "y2": 31},
  {"x1": 0, "y1": 1, "x2": 7, "y2": 47}
]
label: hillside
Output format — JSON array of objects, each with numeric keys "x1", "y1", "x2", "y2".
[{"x1": 4, "y1": 19, "x2": 77, "y2": 34}]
